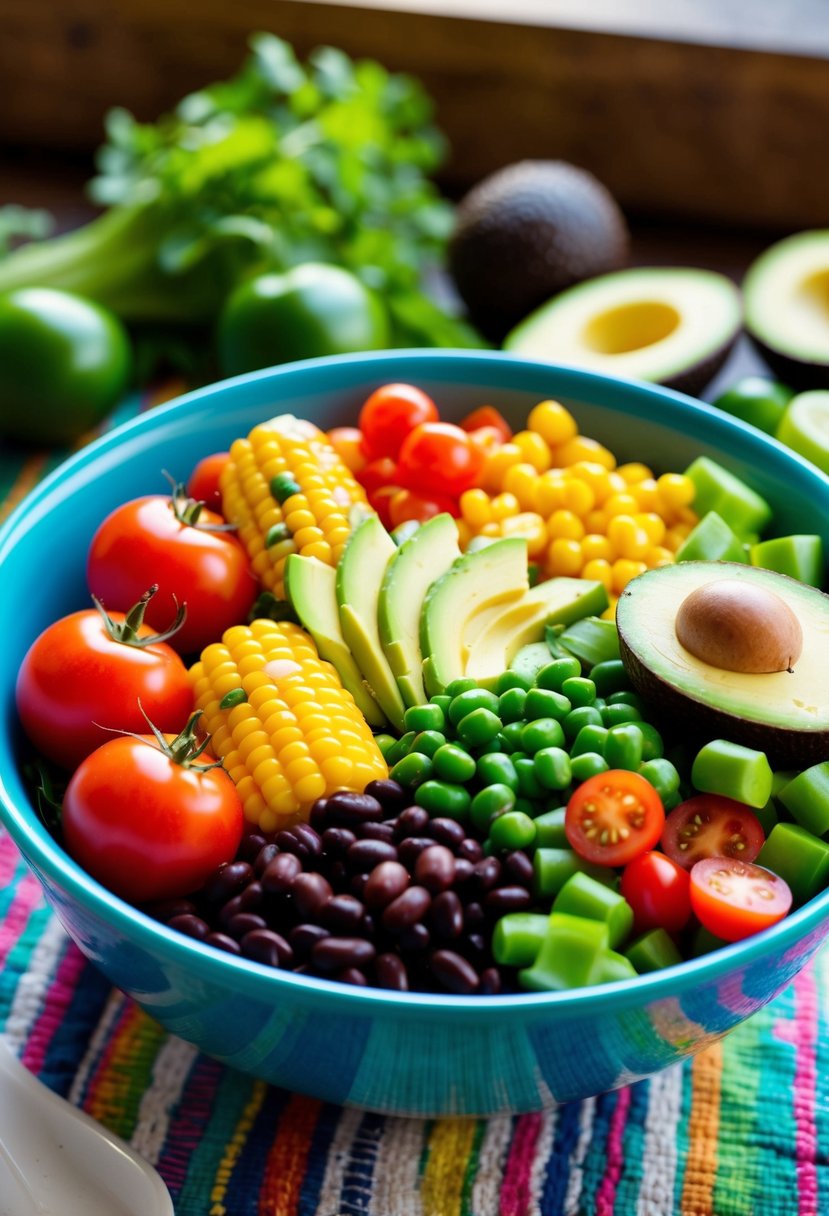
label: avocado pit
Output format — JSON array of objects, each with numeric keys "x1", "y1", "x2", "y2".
[{"x1": 675, "y1": 578, "x2": 803, "y2": 674}]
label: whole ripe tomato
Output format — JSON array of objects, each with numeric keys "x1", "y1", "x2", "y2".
[
  {"x1": 62, "y1": 717, "x2": 244, "y2": 903},
  {"x1": 388, "y1": 488, "x2": 457, "y2": 528},
  {"x1": 359, "y1": 383, "x2": 439, "y2": 460},
  {"x1": 661, "y1": 795, "x2": 765, "y2": 870},
  {"x1": 689, "y1": 857, "x2": 792, "y2": 942},
  {"x1": 397, "y1": 422, "x2": 486, "y2": 498},
  {"x1": 565, "y1": 769, "x2": 665, "y2": 868},
  {"x1": 186, "y1": 452, "x2": 230, "y2": 513},
  {"x1": 16, "y1": 589, "x2": 194, "y2": 771},
  {"x1": 620, "y1": 851, "x2": 692, "y2": 935},
  {"x1": 87, "y1": 490, "x2": 258, "y2": 655},
  {"x1": 459, "y1": 405, "x2": 513, "y2": 444}
]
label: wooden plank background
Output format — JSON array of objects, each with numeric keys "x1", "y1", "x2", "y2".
[{"x1": 2, "y1": 0, "x2": 829, "y2": 229}]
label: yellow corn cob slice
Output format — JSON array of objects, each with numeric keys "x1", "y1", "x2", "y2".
[
  {"x1": 190, "y1": 620, "x2": 388, "y2": 833},
  {"x1": 220, "y1": 414, "x2": 371, "y2": 600}
]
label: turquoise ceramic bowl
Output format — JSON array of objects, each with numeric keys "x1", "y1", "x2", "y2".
[{"x1": 2, "y1": 351, "x2": 829, "y2": 1118}]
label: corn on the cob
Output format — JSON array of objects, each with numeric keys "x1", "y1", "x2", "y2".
[
  {"x1": 220, "y1": 414, "x2": 371, "y2": 601},
  {"x1": 190, "y1": 620, "x2": 388, "y2": 833}
]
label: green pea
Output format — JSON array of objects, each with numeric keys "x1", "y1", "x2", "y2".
[
  {"x1": 457, "y1": 707, "x2": 503, "y2": 748},
  {"x1": 604, "y1": 724, "x2": 644, "y2": 771},
  {"x1": 514, "y1": 756, "x2": 545, "y2": 800},
  {"x1": 404, "y1": 703, "x2": 446, "y2": 733},
  {"x1": 601, "y1": 702, "x2": 644, "y2": 727},
  {"x1": 570, "y1": 724, "x2": 609, "y2": 759},
  {"x1": 383, "y1": 730, "x2": 417, "y2": 767},
  {"x1": 536, "y1": 657, "x2": 581, "y2": 690},
  {"x1": 414, "y1": 780, "x2": 471, "y2": 820},
  {"x1": 430, "y1": 695, "x2": 452, "y2": 716},
  {"x1": 590, "y1": 659, "x2": 629, "y2": 697},
  {"x1": 448, "y1": 688, "x2": 500, "y2": 725},
  {"x1": 563, "y1": 705, "x2": 604, "y2": 742},
  {"x1": 390, "y1": 751, "x2": 434, "y2": 788},
  {"x1": 521, "y1": 717, "x2": 566, "y2": 754},
  {"x1": 498, "y1": 687, "x2": 528, "y2": 723},
  {"x1": 606, "y1": 690, "x2": 645, "y2": 711},
  {"x1": 477, "y1": 752, "x2": 519, "y2": 791},
  {"x1": 433, "y1": 743, "x2": 477, "y2": 783},
  {"x1": 570, "y1": 752, "x2": 609, "y2": 782},
  {"x1": 219, "y1": 687, "x2": 246, "y2": 710},
  {"x1": 639, "y1": 758, "x2": 681, "y2": 802},
  {"x1": 636, "y1": 722, "x2": 664, "y2": 762},
  {"x1": 499, "y1": 721, "x2": 526, "y2": 753},
  {"x1": 374, "y1": 733, "x2": 398, "y2": 761},
  {"x1": 534, "y1": 747, "x2": 572, "y2": 791},
  {"x1": 495, "y1": 670, "x2": 532, "y2": 694},
  {"x1": 445, "y1": 677, "x2": 478, "y2": 698},
  {"x1": 561, "y1": 676, "x2": 596, "y2": 707},
  {"x1": 475, "y1": 738, "x2": 504, "y2": 756},
  {"x1": 513, "y1": 797, "x2": 537, "y2": 817},
  {"x1": 270, "y1": 472, "x2": 301, "y2": 502},
  {"x1": 524, "y1": 687, "x2": 571, "y2": 721},
  {"x1": 411, "y1": 730, "x2": 447, "y2": 758},
  {"x1": 470, "y1": 783, "x2": 516, "y2": 832},
  {"x1": 489, "y1": 810, "x2": 537, "y2": 852}
]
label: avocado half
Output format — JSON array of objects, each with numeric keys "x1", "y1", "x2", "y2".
[
  {"x1": 505, "y1": 267, "x2": 742, "y2": 397},
  {"x1": 743, "y1": 231, "x2": 829, "y2": 390},
  {"x1": 616, "y1": 561, "x2": 829, "y2": 767}
]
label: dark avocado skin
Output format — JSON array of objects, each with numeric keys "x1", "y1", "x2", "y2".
[
  {"x1": 745, "y1": 336, "x2": 829, "y2": 393},
  {"x1": 449, "y1": 160, "x2": 629, "y2": 342},
  {"x1": 661, "y1": 332, "x2": 742, "y2": 398}
]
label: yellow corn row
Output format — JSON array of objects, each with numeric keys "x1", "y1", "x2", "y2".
[
  {"x1": 458, "y1": 399, "x2": 699, "y2": 617},
  {"x1": 220, "y1": 414, "x2": 371, "y2": 600},
  {"x1": 190, "y1": 620, "x2": 388, "y2": 833}
]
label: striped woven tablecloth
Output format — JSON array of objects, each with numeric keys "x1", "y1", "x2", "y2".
[{"x1": 2, "y1": 388, "x2": 828, "y2": 1216}]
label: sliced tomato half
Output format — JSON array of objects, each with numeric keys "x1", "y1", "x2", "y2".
[
  {"x1": 565, "y1": 769, "x2": 665, "y2": 868},
  {"x1": 689, "y1": 857, "x2": 792, "y2": 942},
  {"x1": 661, "y1": 795, "x2": 765, "y2": 871}
]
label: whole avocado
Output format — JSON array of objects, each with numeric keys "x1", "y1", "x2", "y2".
[{"x1": 448, "y1": 160, "x2": 629, "y2": 341}]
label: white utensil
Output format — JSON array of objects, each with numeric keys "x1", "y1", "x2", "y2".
[{"x1": 0, "y1": 1036, "x2": 174, "y2": 1216}]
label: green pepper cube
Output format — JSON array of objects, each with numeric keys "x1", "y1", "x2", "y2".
[
  {"x1": 570, "y1": 724, "x2": 609, "y2": 758},
  {"x1": 554, "y1": 872, "x2": 634, "y2": 948},
  {"x1": 533, "y1": 847, "x2": 615, "y2": 899},
  {"x1": 561, "y1": 676, "x2": 597, "y2": 707},
  {"x1": 635, "y1": 722, "x2": 665, "y2": 762},
  {"x1": 384, "y1": 730, "x2": 417, "y2": 767},
  {"x1": 470, "y1": 783, "x2": 516, "y2": 832},
  {"x1": 533, "y1": 806, "x2": 568, "y2": 847},
  {"x1": 675, "y1": 511, "x2": 748, "y2": 563},
  {"x1": 639, "y1": 757, "x2": 680, "y2": 802},
  {"x1": 457, "y1": 707, "x2": 503, "y2": 748},
  {"x1": 684, "y1": 456, "x2": 773, "y2": 537},
  {"x1": 519, "y1": 913, "x2": 610, "y2": 992},
  {"x1": 558, "y1": 618, "x2": 619, "y2": 668},
  {"x1": 604, "y1": 723, "x2": 644, "y2": 771},
  {"x1": 535, "y1": 657, "x2": 581, "y2": 690},
  {"x1": 691, "y1": 739, "x2": 773, "y2": 808},
  {"x1": 492, "y1": 912, "x2": 550, "y2": 968},
  {"x1": 524, "y1": 687, "x2": 571, "y2": 721},
  {"x1": 390, "y1": 751, "x2": 433, "y2": 788},
  {"x1": 778, "y1": 763, "x2": 829, "y2": 838},
  {"x1": 750, "y1": 534, "x2": 824, "y2": 588},
  {"x1": 404, "y1": 703, "x2": 446, "y2": 734},
  {"x1": 489, "y1": 810, "x2": 537, "y2": 853},
  {"x1": 594, "y1": 950, "x2": 638, "y2": 984},
  {"x1": 534, "y1": 746, "x2": 573, "y2": 791},
  {"x1": 626, "y1": 928, "x2": 684, "y2": 973},
  {"x1": 414, "y1": 780, "x2": 471, "y2": 820},
  {"x1": 513, "y1": 756, "x2": 545, "y2": 800},
  {"x1": 410, "y1": 730, "x2": 446, "y2": 758},
  {"x1": 756, "y1": 822, "x2": 829, "y2": 905}
]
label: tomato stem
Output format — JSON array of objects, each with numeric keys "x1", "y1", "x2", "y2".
[
  {"x1": 140, "y1": 705, "x2": 225, "y2": 771},
  {"x1": 93, "y1": 585, "x2": 187, "y2": 647},
  {"x1": 162, "y1": 470, "x2": 237, "y2": 533}
]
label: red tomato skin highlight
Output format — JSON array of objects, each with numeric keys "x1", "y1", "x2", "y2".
[
  {"x1": 397, "y1": 421, "x2": 486, "y2": 498},
  {"x1": 186, "y1": 452, "x2": 230, "y2": 513},
  {"x1": 620, "y1": 851, "x2": 692, "y2": 935},
  {"x1": 359, "y1": 383, "x2": 439, "y2": 460},
  {"x1": 62, "y1": 735, "x2": 244, "y2": 904},
  {"x1": 16, "y1": 610, "x2": 194, "y2": 770},
  {"x1": 689, "y1": 857, "x2": 792, "y2": 943},
  {"x1": 388, "y1": 488, "x2": 458, "y2": 528},
  {"x1": 87, "y1": 496, "x2": 258, "y2": 655},
  {"x1": 460, "y1": 405, "x2": 513, "y2": 443}
]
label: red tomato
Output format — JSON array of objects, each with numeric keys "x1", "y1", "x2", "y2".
[
  {"x1": 62, "y1": 728, "x2": 244, "y2": 904},
  {"x1": 689, "y1": 857, "x2": 792, "y2": 942},
  {"x1": 359, "y1": 383, "x2": 439, "y2": 460},
  {"x1": 367, "y1": 484, "x2": 401, "y2": 530},
  {"x1": 327, "y1": 426, "x2": 367, "y2": 474},
  {"x1": 16, "y1": 596, "x2": 194, "y2": 770},
  {"x1": 388, "y1": 488, "x2": 458, "y2": 528},
  {"x1": 87, "y1": 495, "x2": 258, "y2": 655},
  {"x1": 565, "y1": 770, "x2": 665, "y2": 867},
  {"x1": 467, "y1": 425, "x2": 507, "y2": 455},
  {"x1": 460, "y1": 405, "x2": 513, "y2": 444},
  {"x1": 661, "y1": 795, "x2": 765, "y2": 871},
  {"x1": 397, "y1": 422, "x2": 486, "y2": 498},
  {"x1": 621, "y1": 851, "x2": 692, "y2": 935},
  {"x1": 356, "y1": 457, "x2": 400, "y2": 496},
  {"x1": 186, "y1": 452, "x2": 230, "y2": 513}
]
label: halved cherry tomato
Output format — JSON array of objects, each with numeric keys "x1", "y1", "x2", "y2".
[
  {"x1": 460, "y1": 405, "x2": 513, "y2": 444},
  {"x1": 689, "y1": 857, "x2": 792, "y2": 942},
  {"x1": 186, "y1": 452, "x2": 230, "y2": 513},
  {"x1": 565, "y1": 770, "x2": 665, "y2": 867},
  {"x1": 661, "y1": 795, "x2": 765, "y2": 871},
  {"x1": 359, "y1": 383, "x2": 439, "y2": 460},
  {"x1": 397, "y1": 422, "x2": 486, "y2": 498},
  {"x1": 356, "y1": 456, "x2": 400, "y2": 496},
  {"x1": 620, "y1": 851, "x2": 692, "y2": 935},
  {"x1": 388, "y1": 488, "x2": 457, "y2": 528},
  {"x1": 327, "y1": 426, "x2": 367, "y2": 474}
]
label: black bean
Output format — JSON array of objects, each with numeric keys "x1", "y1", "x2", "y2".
[
  {"x1": 238, "y1": 833, "x2": 268, "y2": 861},
  {"x1": 503, "y1": 850, "x2": 534, "y2": 887},
  {"x1": 322, "y1": 827, "x2": 357, "y2": 857},
  {"x1": 359, "y1": 912, "x2": 376, "y2": 940},
  {"x1": 347, "y1": 839, "x2": 398, "y2": 871},
  {"x1": 381, "y1": 886, "x2": 432, "y2": 933},
  {"x1": 471, "y1": 857, "x2": 502, "y2": 893},
  {"x1": 479, "y1": 967, "x2": 503, "y2": 995},
  {"x1": 205, "y1": 931, "x2": 242, "y2": 955},
  {"x1": 430, "y1": 949, "x2": 480, "y2": 995},
  {"x1": 241, "y1": 928, "x2": 293, "y2": 968},
  {"x1": 238, "y1": 881, "x2": 264, "y2": 912},
  {"x1": 225, "y1": 912, "x2": 268, "y2": 940},
  {"x1": 292, "y1": 872, "x2": 333, "y2": 918},
  {"x1": 261, "y1": 853, "x2": 302, "y2": 895},
  {"x1": 349, "y1": 873, "x2": 370, "y2": 899},
  {"x1": 325, "y1": 791, "x2": 384, "y2": 824},
  {"x1": 398, "y1": 837, "x2": 437, "y2": 869},
  {"x1": 218, "y1": 894, "x2": 245, "y2": 927},
  {"x1": 394, "y1": 806, "x2": 430, "y2": 839},
  {"x1": 321, "y1": 893, "x2": 365, "y2": 934},
  {"x1": 202, "y1": 861, "x2": 254, "y2": 905},
  {"x1": 326, "y1": 860, "x2": 348, "y2": 890},
  {"x1": 335, "y1": 967, "x2": 368, "y2": 986},
  {"x1": 365, "y1": 778, "x2": 409, "y2": 811},
  {"x1": 463, "y1": 932, "x2": 487, "y2": 961},
  {"x1": 485, "y1": 886, "x2": 534, "y2": 915},
  {"x1": 459, "y1": 838, "x2": 484, "y2": 864},
  {"x1": 254, "y1": 843, "x2": 280, "y2": 876},
  {"x1": 275, "y1": 829, "x2": 309, "y2": 858},
  {"x1": 453, "y1": 859, "x2": 475, "y2": 889},
  {"x1": 149, "y1": 898, "x2": 197, "y2": 921},
  {"x1": 289, "y1": 923, "x2": 329, "y2": 959},
  {"x1": 429, "y1": 890, "x2": 464, "y2": 940},
  {"x1": 415, "y1": 844, "x2": 456, "y2": 893},
  {"x1": 429, "y1": 818, "x2": 466, "y2": 849},
  {"x1": 375, "y1": 953, "x2": 409, "y2": 991},
  {"x1": 357, "y1": 821, "x2": 397, "y2": 844},
  {"x1": 398, "y1": 922, "x2": 431, "y2": 953},
  {"x1": 464, "y1": 902, "x2": 485, "y2": 930},
  {"x1": 312, "y1": 936, "x2": 377, "y2": 972},
  {"x1": 363, "y1": 860, "x2": 410, "y2": 909},
  {"x1": 309, "y1": 797, "x2": 330, "y2": 830},
  {"x1": 168, "y1": 913, "x2": 210, "y2": 941}
]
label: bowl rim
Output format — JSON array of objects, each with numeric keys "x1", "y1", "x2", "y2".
[{"x1": 2, "y1": 347, "x2": 829, "y2": 1019}]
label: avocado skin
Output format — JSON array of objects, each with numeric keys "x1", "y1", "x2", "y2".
[
  {"x1": 448, "y1": 160, "x2": 629, "y2": 342},
  {"x1": 745, "y1": 337, "x2": 829, "y2": 393},
  {"x1": 661, "y1": 333, "x2": 741, "y2": 399}
]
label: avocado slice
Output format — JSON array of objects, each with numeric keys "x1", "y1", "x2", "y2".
[
  {"x1": 420, "y1": 538, "x2": 529, "y2": 697},
  {"x1": 743, "y1": 230, "x2": 829, "y2": 390},
  {"x1": 336, "y1": 515, "x2": 406, "y2": 731},
  {"x1": 616, "y1": 561, "x2": 829, "y2": 767},
  {"x1": 505, "y1": 267, "x2": 741, "y2": 397},
  {"x1": 284, "y1": 553, "x2": 387, "y2": 728},
  {"x1": 377, "y1": 514, "x2": 461, "y2": 707},
  {"x1": 466, "y1": 578, "x2": 608, "y2": 684}
]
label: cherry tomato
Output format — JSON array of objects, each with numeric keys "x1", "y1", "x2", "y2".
[
  {"x1": 397, "y1": 422, "x2": 486, "y2": 498},
  {"x1": 87, "y1": 493, "x2": 258, "y2": 656},
  {"x1": 16, "y1": 594, "x2": 193, "y2": 771},
  {"x1": 367, "y1": 484, "x2": 401, "y2": 531},
  {"x1": 359, "y1": 383, "x2": 439, "y2": 460},
  {"x1": 620, "y1": 851, "x2": 692, "y2": 935},
  {"x1": 661, "y1": 795, "x2": 765, "y2": 871},
  {"x1": 387, "y1": 487, "x2": 457, "y2": 528},
  {"x1": 186, "y1": 452, "x2": 229, "y2": 513},
  {"x1": 565, "y1": 769, "x2": 665, "y2": 867},
  {"x1": 689, "y1": 857, "x2": 792, "y2": 942},
  {"x1": 62, "y1": 726, "x2": 244, "y2": 904},
  {"x1": 356, "y1": 457, "x2": 400, "y2": 496},
  {"x1": 460, "y1": 405, "x2": 513, "y2": 444},
  {"x1": 327, "y1": 426, "x2": 367, "y2": 474},
  {"x1": 467, "y1": 425, "x2": 508, "y2": 455}
]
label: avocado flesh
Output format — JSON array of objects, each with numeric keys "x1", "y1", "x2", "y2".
[
  {"x1": 505, "y1": 268, "x2": 741, "y2": 396},
  {"x1": 420, "y1": 538, "x2": 529, "y2": 696},
  {"x1": 336, "y1": 515, "x2": 406, "y2": 732},
  {"x1": 377, "y1": 513, "x2": 461, "y2": 707},
  {"x1": 616, "y1": 561, "x2": 829, "y2": 766},
  {"x1": 743, "y1": 231, "x2": 829, "y2": 388},
  {"x1": 284, "y1": 554, "x2": 387, "y2": 727}
]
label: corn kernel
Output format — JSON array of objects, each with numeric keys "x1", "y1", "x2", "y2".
[
  {"x1": 512, "y1": 430, "x2": 552, "y2": 472},
  {"x1": 527, "y1": 399, "x2": 578, "y2": 446},
  {"x1": 501, "y1": 463, "x2": 539, "y2": 509},
  {"x1": 617, "y1": 461, "x2": 653, "y2": 484},
  {"x1": 560, "y1": 477, "x2": 596, "y2": 517},
  {"x1": 656, "y1": 472, "x2": 696, "y2": 510},
  {"x1": 482, "y1": 443, "x2": 523, "y2": 492},
  {"x1": 554, "y1": 436, "x2": 616, "y2": 470},
  {"x1": 635, "y1": 513, "x2": 667, "y2": 546},
  {"x1": 580, "y1": 533, "x2": 613, "y2": 563},
  {"x1": 533, "y1": 472, "x2": 568, "y2": 516},
  {"x1": 547, "y1": 537, "x2": 584, "y2": 576},
  {"x1": 460, "y1": 488, "x2": 493, "y2": 529},
  {"x1": 607, "y1": 515, "x2": 650, "y2": 560},
  {"x1": 631, "y1": 478, "x2": 660, "y2": 511},
  {"x1": 603, "y1": 492, "x2": 642, "y2": 519},
  {"x1": 567, "y1": 462, "x2": 613, "y2": 503},
  {"x1": 547, "y1": 509, "x2": 585, "y2": 541},
  {"x1": 611, "y1": 558, "x2": 648, "y2": 595},
  {"x1": 490, "y1": 491, "x2": 522, "y2": 521},
  {"x1": 501, "y1": 511, "x2": 547, "y2": 556},
  {"x1": 646, "y1": 545, "x2": 676, "y2": 568},
  {"x1": 581, "y1": 557, "x2": 613, "y2": 591}
]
